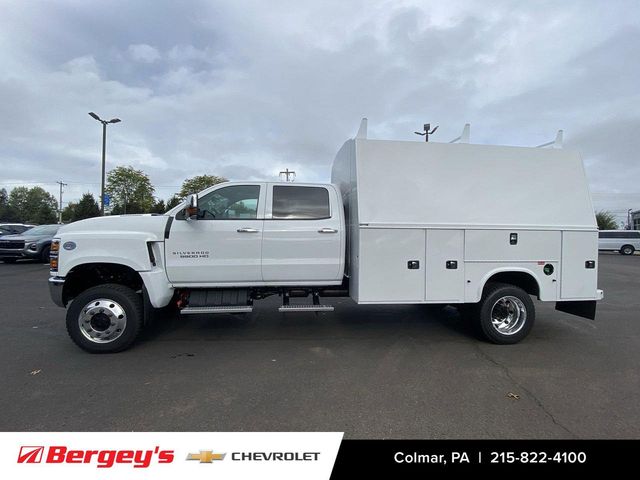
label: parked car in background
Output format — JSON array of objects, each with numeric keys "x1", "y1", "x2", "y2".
[
  {"x1": 0, "y1": 223, "x2": 35, "y2": 235},
  {"x1": 0, "y1": 224, "x2": 60, "y2": 263},
  {"x1": 598, "y1": 230, "x2": 640, "y2": 255}
]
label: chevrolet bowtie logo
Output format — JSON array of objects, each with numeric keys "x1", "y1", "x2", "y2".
[{"x1": 186, "y1": 451, "x2": 226, "y2": 463}]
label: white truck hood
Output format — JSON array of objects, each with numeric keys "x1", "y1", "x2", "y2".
[{"x1": 58, "y1": 214, "x2": 169, "y2": 241}]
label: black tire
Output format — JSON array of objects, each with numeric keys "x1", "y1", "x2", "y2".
[
  {"x1": 620, "y1": 245, "x2": 635, "y2": 256},
  {"x1": 66, "y1": 283, "x2": 143, "y2": 353},
  {"x1": 2, "y1": 258, "x2": 17, "y2": 263},
  {"x1": 475, "y1": 282, "x2": 535, "y2": 344},
  {"x1": 40, "y1": 246, "x2": 51, "y2": 263}
]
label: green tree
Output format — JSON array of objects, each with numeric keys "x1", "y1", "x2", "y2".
[
  {"x1": 70, "y1": 193, "x2": 100, "y2": 221},
  {"x1": 106, "y1": 165, "x2": 155, "y2": 214},
  {"x1": 150, "y1": 199, "x2": 166, "y2": 214},
  {"x1": 0, "y1": 188, "x2": 13, "y2": 221},
  {"x1": 178, "y1": 174, "x2": 227, "y2": 198},
  {"x1": 61, "y1": 202, "x2": 77, "y2": 223},
  {"x1": 595, "y1": 210, "x2": 618, "y2": 230},
  {"x1": 8, "y1": 186, "x2": 57, "y2": 224},
  {"x1": 166, "y1": 194, "x2": 183, "y2": 210},
  {"x1": 6, "y1": 187, "x2": 30, "y2": 217}
]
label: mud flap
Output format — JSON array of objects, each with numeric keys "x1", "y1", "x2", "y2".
[
  {"x1": 555, "y1": 300, "x2": 597, "y2": 320},
  {"x1": 142, "y1": 286, "x2": 154, "y2": 327}
]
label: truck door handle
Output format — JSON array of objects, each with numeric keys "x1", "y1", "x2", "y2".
[
  {"x1": 237, "y1": 228, "x2": 260, "y2": 233},
  {"x1": 318, "y1": 228, "x2": 338, "y2": 233}
]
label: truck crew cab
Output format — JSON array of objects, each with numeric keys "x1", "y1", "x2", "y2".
[{"x1": 49, "y1": 119, "x2": 603, "y2": 353}]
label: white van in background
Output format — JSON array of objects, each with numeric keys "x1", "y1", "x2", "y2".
[{"x1": 598, "y1": 230, "x2": 640, "y2": 255}]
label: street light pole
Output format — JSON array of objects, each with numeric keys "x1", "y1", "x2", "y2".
[
  {"x1": 101, "y1": 122, "x2": 107, "y2": 216},
  {"x1": 89, "y1": 112, "x2": 121, "y2": 216}
]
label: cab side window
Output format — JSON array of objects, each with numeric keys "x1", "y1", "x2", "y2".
[
  {"x1": 195, "y1": 185, "x2": 260, "y2": 220},
  {"x1": 272, "y1": 186, "x2": 330, "y2": 219}
]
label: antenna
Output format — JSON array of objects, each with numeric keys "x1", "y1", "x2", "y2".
[
  {"x1": 414, "y1": 123, "x2": 439, "y2": 142},
  {"x1": 279, "y1": 168, "x2": 296, "y2": 182}
]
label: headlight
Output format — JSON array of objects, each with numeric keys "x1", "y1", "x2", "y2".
[
  {"x1": 50, "y1": 240, "x2": 60, "y2": 253},
  {"x1": 28, "y1": 243, "x2": 38, "y2": 250}
]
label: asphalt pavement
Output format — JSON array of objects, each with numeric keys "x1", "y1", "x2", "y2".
[{"x1": 0, "y1": 253, "x2": 638, "y2": 438}]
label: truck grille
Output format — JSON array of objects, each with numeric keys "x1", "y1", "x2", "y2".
[{"x1": 0, "y1": 240, "x2": 24, "y2": 250}]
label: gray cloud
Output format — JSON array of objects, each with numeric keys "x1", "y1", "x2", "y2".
[
  {"x1": 128, "y1": 44, "x2": 161, "y2": 64},
  {"x1": 1, "y1": 0, "x2": 639, "y2": 223}
]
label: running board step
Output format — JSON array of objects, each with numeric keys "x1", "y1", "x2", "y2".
[
  {"x1": 181, "y1": 306, "x2": 253, "y2": 315},
  {"x1": 278, "y1": 305, "x2": 334, "y2": 312}
]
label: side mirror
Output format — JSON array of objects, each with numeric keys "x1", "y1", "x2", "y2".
[{"x1": 185, "y1": 194, "x2": 199, "y2": 220}]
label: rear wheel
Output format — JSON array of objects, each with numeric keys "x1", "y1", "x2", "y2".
[
  {"x1": 66, "y1": 283, "x2": 143, "y2": 353},
  {"x1": 620, "y1": 245, "x2": 635, "y2": 255},
  {"x1": 475, "y1": 282, "x2": 535, "y2": 344}
]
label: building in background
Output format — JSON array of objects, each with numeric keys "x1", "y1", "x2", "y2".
[{"x1": 631, "y1": 210, "x2": 640, "y2": 230}]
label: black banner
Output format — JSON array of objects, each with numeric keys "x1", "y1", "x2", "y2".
[{"x1": 330, "y1": 440, "x2": 637, "y2": 477}]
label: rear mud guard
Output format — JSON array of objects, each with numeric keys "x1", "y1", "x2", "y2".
[{"x1": 555, "y1": 300, "x2": 597, "y2": 320}]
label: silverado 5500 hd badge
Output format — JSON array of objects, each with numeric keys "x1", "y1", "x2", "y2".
[{"x1": 171, "y1": 250, "x2": 210, "y2": 259}]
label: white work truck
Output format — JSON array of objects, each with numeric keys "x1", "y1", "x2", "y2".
[{"x1": 49, "y1": 120, "x2": 603, "y2": 352}]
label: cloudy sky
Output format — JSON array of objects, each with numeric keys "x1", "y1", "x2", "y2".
[{"x1": 1, "y1": 0, "x2": 639, "y2": 223}]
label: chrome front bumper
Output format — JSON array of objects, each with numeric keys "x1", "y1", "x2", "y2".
[{"x1": 49, "y1": 277, "x2": 65, "y2": 307}]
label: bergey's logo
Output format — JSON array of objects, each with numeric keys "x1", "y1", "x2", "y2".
[
  {"x1": 16, "y1": 446, "x2": 174, "y2": 468},
  {"x1": 18, "y1": 446, "x2": 44, "y2": 463}
]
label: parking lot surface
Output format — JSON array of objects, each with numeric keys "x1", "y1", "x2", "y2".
[{"x1": 0, "y1": 253, "x2": 638, "y2": 438}]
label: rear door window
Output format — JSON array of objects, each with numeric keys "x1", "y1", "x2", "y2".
[{"x1": 272, "y1": 186, "x2": 330, "y2": 219}]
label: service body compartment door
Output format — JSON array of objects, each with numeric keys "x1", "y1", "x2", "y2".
[
  {"x1": 357, "y1": 228, "x2": 425, "y2": 302},
  {"x1": 465, "y1": 230, "x2": 561, "y2": 262},
  {"x1": 561, "y1": 231, "x2": 598, "y2": 299},
  {"x1": 426, "y1": 229, "x2": 465, "y2": 302}
]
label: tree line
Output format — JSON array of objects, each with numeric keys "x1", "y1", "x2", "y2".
[{"x1": 0, "y1": 167, "x2": 227, "y2": 224}]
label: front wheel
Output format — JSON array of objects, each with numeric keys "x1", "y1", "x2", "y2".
[
  {"x1": 66, "y1": 283, "x2": 143, "y2": 353},
  {"x1": 475, "y1": 282, "x2": 535, "y2": 344}
]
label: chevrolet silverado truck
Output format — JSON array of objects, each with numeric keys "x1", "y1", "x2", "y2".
[{"x1": 49, "y1": 120, "x2": 603, "y2": 353}]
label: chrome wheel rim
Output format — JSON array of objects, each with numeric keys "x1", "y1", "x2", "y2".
[
  {"x1": 78, "y1": 298, "x2": 127, "y2": 343},
  {"x1": 490, "y1": 296, "x2": 527, "y2": 335}
]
